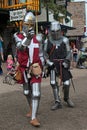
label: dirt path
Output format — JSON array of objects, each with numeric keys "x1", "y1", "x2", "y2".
[{"x1": 0, "y1": 63, "x2": 87, "y2": 130}]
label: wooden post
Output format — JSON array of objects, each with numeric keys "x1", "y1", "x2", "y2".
[{"x1": 19, "y1": 21, "x2": 23, "y2": 31}]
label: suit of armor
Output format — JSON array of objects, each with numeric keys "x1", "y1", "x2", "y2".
[
  {"x1": 14, "y1": 12, "x2": 44, "y2": 127},
  {"x1": 44, "y1": 21, "x2": 74, "y2": 110}
]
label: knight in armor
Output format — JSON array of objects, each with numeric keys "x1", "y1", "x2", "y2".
[
  {"x1": 44, "y1": 21, "x2": 74, "y2": 110},
  {"x1": 14, "y1": 12, "x2": 44, "y2": 127}
]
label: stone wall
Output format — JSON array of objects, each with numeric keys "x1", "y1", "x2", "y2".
[{"x1": 67, "y1": 2, "x2": 85, "y2": 36}]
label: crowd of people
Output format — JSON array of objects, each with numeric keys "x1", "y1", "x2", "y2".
[{"x1": 0, "y1": 11, "x2": 78, "y2": 127}]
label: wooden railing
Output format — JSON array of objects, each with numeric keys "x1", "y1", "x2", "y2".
[{"x1": 0, "y1": 0, "x2": 40, "y2": 12}]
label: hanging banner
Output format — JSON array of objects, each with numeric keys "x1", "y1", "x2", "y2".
[{"x1": 9, "y1": 8, "x2": 26, "y2": 22}]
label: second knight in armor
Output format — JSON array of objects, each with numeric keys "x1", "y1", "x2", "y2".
[{"x1": 44, "y1": 21, "x2": 74, "y2": 110}]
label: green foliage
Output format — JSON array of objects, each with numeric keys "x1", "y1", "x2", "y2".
[{"x1": 42, "y1": 0, "x2": 67, "y2": 21}]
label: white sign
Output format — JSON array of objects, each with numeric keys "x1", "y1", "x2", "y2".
[{"x1": 9, "y1": 8, "x2": 26, "y2": 22}]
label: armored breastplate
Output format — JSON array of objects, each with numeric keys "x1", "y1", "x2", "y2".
[{"x1": 47, "y1": 40, "x2": 67, "y2": 60}]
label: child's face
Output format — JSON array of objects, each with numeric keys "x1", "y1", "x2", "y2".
[{"x1": 8, "y1": 56, "x2": 13, "y2": 60}]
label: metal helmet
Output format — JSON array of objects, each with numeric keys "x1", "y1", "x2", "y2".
[
  {"x1": 50, "y1": 21, "x2": 61, "y2": 40},
  {"x1": 23, "y1": 12, "x2": 35, "y2": 24},
  {"x1": 23, "y1": 12, "x2": 35, "y2": 36}
]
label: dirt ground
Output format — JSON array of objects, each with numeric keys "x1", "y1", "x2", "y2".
[{"x1": 0, "y1": 63, "x2": 87, "y2": 130}]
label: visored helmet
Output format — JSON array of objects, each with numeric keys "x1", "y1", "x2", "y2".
[
  {"x1": 50, "y1": 21, "x2": 61, "y2": 40},
  {"x1": 23, "y1": 12, "x2": 35, "y2": 36}
]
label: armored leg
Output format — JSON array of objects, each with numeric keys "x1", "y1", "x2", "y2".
[
  {"x1": 30, "y1": 83, "x2": 41, "y2": 127},
  {"x1": 50, "y1": 70, "x2": 62, "y2": 110},
  {"x1": 23, "y1": 71, "x2": 32, "y2": 117},
  {"x1": 63, "y1": 80, "x2": 74, "y2": 107},
  {"x1": 23, "y1": 82, "x2": 32, "y2": 117}
]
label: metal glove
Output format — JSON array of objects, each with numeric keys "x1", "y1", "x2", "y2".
[
  {"x1": 62, "y1": 59, "x2": 70, "y2": 69},
  {"x1": 46, "y1": 59, "x2": 54, "y2": 66}
]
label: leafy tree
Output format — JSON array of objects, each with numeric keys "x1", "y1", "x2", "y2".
[{"x1": 42, "y1": 0, "x2": 70, "y2": 21}]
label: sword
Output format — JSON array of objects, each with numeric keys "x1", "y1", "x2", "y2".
[{"x1": 71, "y1": 78, "x2": 75, "y2": 92}]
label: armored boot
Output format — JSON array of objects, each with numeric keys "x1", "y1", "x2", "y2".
[
  {"x1": 63, "y1": 85, "x2": 74, "y2": 108},
  {"x1": 30, "y1": 99, "x2": 40, "y2": 127},
  {"x1": 51, "y1": 85, "x2": 62, "y2": 110}
]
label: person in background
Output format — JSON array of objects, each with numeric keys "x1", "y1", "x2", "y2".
[
  {"x1": 72, "y1": 44, "x2": 78, "y2": 68},
  {"x1": 6, "y1": 54, "x2": 14, "y2": 74},
  {"x1": 0, "y1": 35, "x2": 4, "y2": 75},
  {"x1": 69, "y1": 44, "x2": 74, "y2": 69}
]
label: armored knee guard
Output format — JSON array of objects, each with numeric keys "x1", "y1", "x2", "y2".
[
  {"x1": 23, "y1": 83, "x2": 29, "y2": 95},
  {"x1": 23, "y1": 83, "x2": 32, "y2": 105}
]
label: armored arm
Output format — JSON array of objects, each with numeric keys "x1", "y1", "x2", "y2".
[
  {"x1": 43, "y1": 39, "x2": 54, "y2": 66},
  {"x1": 14, "y1": 31, "x2": 32, "y2": 49},
  {"x1": 62, "y1": 37, "x2": 71, "y2": 68},
  {"x1": 63, "y1": 36, "x2": 71, "y2": 61},
  {"x1": 37, "y1": 34, "x2": 45, "y2": 66}
]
